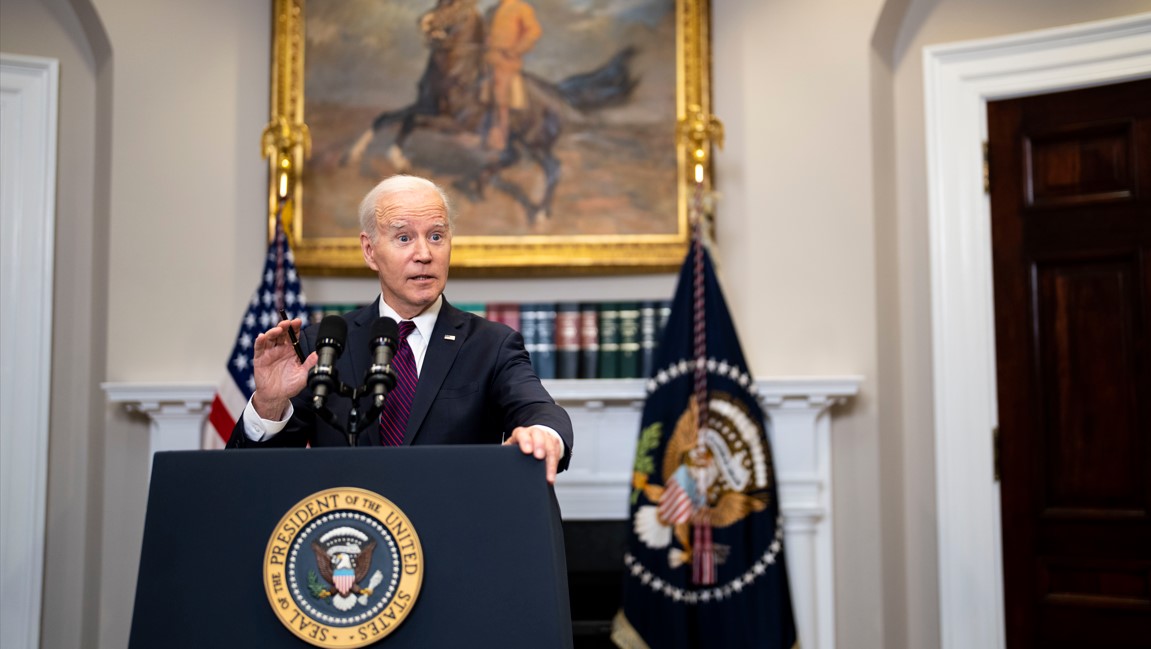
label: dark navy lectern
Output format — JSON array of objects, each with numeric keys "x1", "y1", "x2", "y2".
[{"x1": 129, "y1": 446, "x2": 573, "y2": 648}]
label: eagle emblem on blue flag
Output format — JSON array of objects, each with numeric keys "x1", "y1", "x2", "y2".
[{"x1": 633, "y1": 390, "x2": 773, "y2": 580}]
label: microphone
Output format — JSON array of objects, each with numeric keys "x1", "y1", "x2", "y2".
[
  {"x1": 365, "y1": 317, "x2": 400, "y2": 408},
  {"x1": 309, "y1": 315, "x2": 347, "y2": 410}
]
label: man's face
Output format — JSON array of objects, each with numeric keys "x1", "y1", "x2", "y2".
[{"x1": 360, "y1": 186, "x2": 452, "y2": 319}]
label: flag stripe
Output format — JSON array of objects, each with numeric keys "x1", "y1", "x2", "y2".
[
  {"x1": 658, "y1": 480, "x2": 693, "y2": 524},
  {"x1": 208, "y1": 395, "x2": 238, "y2": 444}
]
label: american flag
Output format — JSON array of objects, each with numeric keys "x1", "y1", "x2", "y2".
[{"x1": 205, "y1": 217, "x2": 307, "y2": 447}]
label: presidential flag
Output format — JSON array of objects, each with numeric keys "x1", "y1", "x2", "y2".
[
  {"x1": 205, "y1": 216, "x2": 307, "y2": 447},
  {"x1": 612, "y1": 231, "x2": 797, "y2": 649}
]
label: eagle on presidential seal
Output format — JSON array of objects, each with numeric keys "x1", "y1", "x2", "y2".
[
  {"x1": 308, "y1": 526, "x2": 385, "y2": 611},
  {"x1": 632, "y1": 390, "x2": 773, "y2": 578}
]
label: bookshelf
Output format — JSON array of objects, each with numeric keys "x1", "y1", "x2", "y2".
[{"x1": 304, "y1": 300, "x2": 674, "y2": 380}]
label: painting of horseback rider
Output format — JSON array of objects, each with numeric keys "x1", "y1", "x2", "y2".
[
  {"x1": 482, "y1": 0, "x2": 543, "y2": 151},
  {"x1": 304, "y1": 0, "x2": 679, "y2": 240},
  {"x1": 418, "y1": 0, "x2": 486, "y2": 121}
]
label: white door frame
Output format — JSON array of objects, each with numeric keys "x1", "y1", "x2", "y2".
[
  {"x1": 0, "y1": 52, "x2": 59, "y2": 649},
  {"x1": 924, "y1": 13, "x2": 1151, "y2": 649}
]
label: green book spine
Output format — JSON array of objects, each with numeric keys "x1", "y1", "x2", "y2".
[
  {"x1": 598, "y1": 303, "x2": 621, "y2": 379},
  {"x1": 617, "y1": 302, "x2": 641, "y2": 379},
  {"x1": 455, "y1": 302, "x2": 488, "y2": 318}
]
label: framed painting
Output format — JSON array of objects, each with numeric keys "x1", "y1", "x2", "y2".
[{"x1": 265, "y1": 0, "x2": 715, "y2": 275}]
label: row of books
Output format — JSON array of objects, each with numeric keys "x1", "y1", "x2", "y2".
[{"x1": 305, "y1": 300, "x2": 673, "y2": 380}]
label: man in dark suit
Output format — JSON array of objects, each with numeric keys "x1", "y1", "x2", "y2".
[{"x1": 226, "y1": 175, "x2": 572, "y2": 482}]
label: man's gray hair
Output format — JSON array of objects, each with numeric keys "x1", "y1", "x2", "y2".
[{"x1": 358, "y1": 174, "x2": 453, "y2": 242}]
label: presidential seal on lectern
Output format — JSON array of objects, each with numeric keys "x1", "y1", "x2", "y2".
[{"x1": 263, "y1": 487, "x2": 424, "y2": 647}]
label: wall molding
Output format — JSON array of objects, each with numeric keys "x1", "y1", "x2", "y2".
[
  {"x1": 922, "y1": 13, "x2": 1151, "y2": 649},
  {"x1": 103, "y1": 375, "x2": 859, "y2": 649},
  {"x1": 1, "y1": 52, "x2": 59, "y2": 649}
]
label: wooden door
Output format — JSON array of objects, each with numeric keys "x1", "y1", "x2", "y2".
[{"x1": 989, "y1": 78, "x2": 1151, "y2": 649}]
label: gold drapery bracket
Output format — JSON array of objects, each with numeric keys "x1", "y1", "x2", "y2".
[
  {"x1": 261, "y1": 116, "x2": 312, "y2": 198},
  {"x1": 677, "y1": 104, "x2": 724, "y2": 185},
  {"x1": 261, "y1": 116, "x2": 311, "y2": 239},
  {"x1": 261, "y1": 115, "x2": 312, "y2": 159},
  {"x1": 677, "y1": 105, "x2": 723, "y2": 245}
]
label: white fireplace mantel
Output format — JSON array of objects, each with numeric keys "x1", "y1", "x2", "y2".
[{"x1": 103, "y1": 375, "x2": 860, "y2": 649}]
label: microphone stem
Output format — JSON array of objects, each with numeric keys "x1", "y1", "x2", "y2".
[{"x1": 346, "y1": 402, "x2": 360, "y2": 447}]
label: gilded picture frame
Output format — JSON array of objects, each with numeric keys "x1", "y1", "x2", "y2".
[{"x1": 265, "y1": 0, "x2": 714, "y2": 276}]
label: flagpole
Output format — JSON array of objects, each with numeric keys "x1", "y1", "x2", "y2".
[
  {"x1": 266, "y1": 112, "x2": 300, "y2": 316},
  {"x1": 690, "y1": 180, "x2": 707, "y2": 450},
  {"x1": 678, "y1": 105, "x2": 723, "y2": 586},
  {"x1": 678, "y1": 104, "x2": 724, "y2": 443},
  {"x1": 272, "y1": 195, "x2": 289, "y2": 313}
]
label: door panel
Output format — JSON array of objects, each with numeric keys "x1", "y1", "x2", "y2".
[
  {"x1": 1036, "y1": 256, "x2": 1142, "y2": 511},
  {"x1": 989, "y1": 78, "x2": 1151, "y2": 649}
]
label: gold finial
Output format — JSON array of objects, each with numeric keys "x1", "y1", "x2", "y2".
[{"x1": 261, "y1": 115, "x2": 312, "y2": 159}]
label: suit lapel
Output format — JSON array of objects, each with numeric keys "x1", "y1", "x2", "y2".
[{"x1": 404, "y1": 299, "x2": 467, "y2": 444}]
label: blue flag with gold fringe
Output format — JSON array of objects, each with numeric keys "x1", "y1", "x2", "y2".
[{"x1": 612, "y1": 234, "x2": 798, "y2": 649}]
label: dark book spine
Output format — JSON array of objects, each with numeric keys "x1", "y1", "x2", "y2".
[
  {"x1": 520, "y1": 303, "x2": 541, "y2": 375},
  {"x1": 639, "y1": 300, "x2": 659, "y2": 378},
  {"x1": 308, "y1": 304, "x2": 327, "y2": 326},
  {"x1": 556, "y1": 303, "x2": 581, "y2": 379},
  {"x1": 617, "y1": 302, "x2": 641, "y2": 379},
  {"x1": 535, "y1": 303, "x2": 557, "y2": 380},
  {"x1": 657, "y1": 299, "x2": 672, "y2": 340},
  {"x1": 579, "y1": 302, "x2": 599, "y2": 379},
  {"x1": 598, "y1": 303, "x2": 621, "y2": 379}
]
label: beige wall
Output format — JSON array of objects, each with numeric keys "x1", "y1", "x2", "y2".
[
  {"x1": 3, "y1": 0, "x2": 1148, "y2": 647},
  {"x1": 712, "y1": 2, "x2": 887, "y2": 647},
  {"x1": 95, "y1": 0, "x2": 273, "y2": 381}
]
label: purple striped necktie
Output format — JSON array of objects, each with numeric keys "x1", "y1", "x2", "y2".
[{"x1": 379, "y1": 320, "x2": 417, "y2": 446}]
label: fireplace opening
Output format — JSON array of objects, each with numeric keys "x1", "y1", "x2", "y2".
[{"x1": 563, "y1": 520, "x2": 629, "y2": 648}]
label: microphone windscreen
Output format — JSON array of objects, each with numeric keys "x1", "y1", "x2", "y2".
[
  {"x1": 316, "y1": 315, "x2": 348, "y2": 350},
  {"x1": 370, "y1": 317, "x2": 399, "y2": 342}
]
